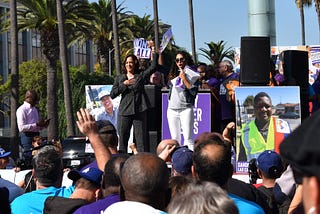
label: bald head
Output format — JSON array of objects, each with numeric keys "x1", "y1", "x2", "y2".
[
  {"x1": 193, "y1": 132, "x2": 232, "y2": 187},
  {"x1": 120, "y1": 153, "x2": 169, "y2": 210},
  {"x1": 25, "y1": 90, "x2": 38, "y2": 106}
]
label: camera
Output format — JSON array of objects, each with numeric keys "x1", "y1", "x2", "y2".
[{"x1": 248, "y1": 158, "x2": 260, "y2": 184}]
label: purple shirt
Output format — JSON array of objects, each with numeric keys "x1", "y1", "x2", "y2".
[
  {"x1": 16, "y1": 101, "x2": 40, "y2": 132},
  {"x1": 73, "y1": 193, "x2": 120, "y2": 214},
  {"x1": 207, "y1": 77, "x2": 220, "y2": 89},
  {"x1": 219, "y1": 72, "x2": 239, "y2": 121}
]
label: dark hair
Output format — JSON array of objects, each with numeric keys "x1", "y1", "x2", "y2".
[
  {"x1": 102, "y1": 154, "x2": 130, "y2": 188},
  {"x1": 168, "y1": 50, "x2": 195, "y2": 82},
  {"x1": 24, "y1": 171, "x2": 36, "y2": 193},
  {"x1": 254, "y1": 92, "x2": 272, "y2": 105},
  {"x1": 122, "y1": 54, "x2": 140, "y2": 74},
  {"x1": 32, "y1": 145, "x2": 63, "y2": 187},
  {"x1": 25, "y1": 89, "x2": 38, "y2": 102},
  {"x1": 98, "y1": 121, "x2": 118, "y2": 149},
  {"x1": 193, "y1": 132, "x2": 231, "y2": 187}
]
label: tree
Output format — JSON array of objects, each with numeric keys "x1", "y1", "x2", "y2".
[
  {"x1": 5, "y1": 0, "x2": 95, "y2": 140},
  {"x1": 111, "y1": 0, "x2": 121, "y2": 75},
  {"x1": 188, "y1": 0, "x2": 196, "y2": 63},
  {"x1": 295, "y1": 0, "x2": 312, "y2": 45},
  {"x1": 153, "y1": 0, "x2": 160, "y2": 51},
  {"x1": 89, "y1": 0, "x2": 131, "y2": 74},
  {"x1": 9, "y1": 0, "x2": 19, "y2": 159},
  {"x1": 56, "y1": 0, "x2": 75, "y2": 137},
  {"x1": 314, "y1": 0, "x2": 320, "y2": 36},
  {"x1": 17, "y1": 59, "x2": 114, "y2": 139},
  {"x1": 199, "y1": 41, "x2": 235, "y2": 66}
]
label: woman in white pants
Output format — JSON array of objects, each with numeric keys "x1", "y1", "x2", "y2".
[{"x1": 167, "y1": 51, "x2": 199, "y2": 151}]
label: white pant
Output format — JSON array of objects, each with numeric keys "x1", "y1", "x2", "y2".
[{"x1": 167, "y1": 107, "x2": 194, "y2": 150}]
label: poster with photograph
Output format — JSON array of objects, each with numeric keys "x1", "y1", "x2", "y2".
[
  {"x1": 234, "y1": 86, "x2": 301, "y2": 173},
  {"x1": 85, "y1": 85, "x2": 134, "y2": 152},
  {"x1": 85, "y1": 85, "x2": 120, "y2": 117}
]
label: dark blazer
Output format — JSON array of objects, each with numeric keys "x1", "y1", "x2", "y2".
[{"x1": 110, "y1": 53, "x2": 159, "y2": 116}]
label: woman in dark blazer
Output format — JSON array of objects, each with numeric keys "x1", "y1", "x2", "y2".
[{"x1": 110, "y1": 42, "x2": 158, "y2": 153}]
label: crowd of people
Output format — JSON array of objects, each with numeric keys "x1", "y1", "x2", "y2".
[{"x1": 1, "y1": 44, "x2": 319, "y2": 214}]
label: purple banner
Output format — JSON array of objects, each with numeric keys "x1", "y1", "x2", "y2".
[{"x1": 162, "y1": 92, "x2": 211, "y2": 144}]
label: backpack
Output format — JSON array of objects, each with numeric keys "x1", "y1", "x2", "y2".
[{"x1": 258, "y1": 186, "x2": 290, "y2": 214}]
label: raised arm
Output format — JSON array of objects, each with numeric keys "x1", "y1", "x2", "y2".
[{"x1": 76, "y1": 108, "x2": 111, "y2": 171}]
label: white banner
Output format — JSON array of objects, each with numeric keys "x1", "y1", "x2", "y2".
[{"x1": 134, "y1": 38, "x2": 151, "y2": 59}]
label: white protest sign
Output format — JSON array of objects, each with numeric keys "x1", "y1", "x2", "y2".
[
  {"x1": 160, "y1": 27, "x2": 173, "y2": 53},
  {"x1": 134, "y1": 38, "x2": 151, "y2": 59}
]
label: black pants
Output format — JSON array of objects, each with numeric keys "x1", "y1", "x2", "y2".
[{"x1": 118, "y1": 111, "x2": 148, "y2": 153}]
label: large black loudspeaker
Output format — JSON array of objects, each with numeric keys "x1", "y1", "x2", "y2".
[
  {"x1": 144, "y1": 85, "x2": 162, "y2": 154},
  {"x1": 282, "y1": 50, "x2": 308, "y2": 88},
  {"x1": 240, "y1": 36, "x2": 271, "y2": 85},
  {"x1": 282, "y1": 50, "x2": 309, "y2": 121}
]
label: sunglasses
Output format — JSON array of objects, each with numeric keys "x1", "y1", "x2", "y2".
[{"x1": 175, "y1": 58, "x2": 186, "y2": 63}]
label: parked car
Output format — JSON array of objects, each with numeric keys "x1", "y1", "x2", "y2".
[
  {"x1": 61, "y1": 136, "x2": 95, "y2": 169},
  {"x1": 279, "y1": 112, "x2": 300, "y2": 119}
]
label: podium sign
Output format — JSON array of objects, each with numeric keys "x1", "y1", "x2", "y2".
[{"x1": 161, "y1": 92, "x2": 211, "y2": 144}]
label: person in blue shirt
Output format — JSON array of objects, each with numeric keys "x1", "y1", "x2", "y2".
[{"x1": 11, "y1": 144, "x2": 75, "y2": 214}]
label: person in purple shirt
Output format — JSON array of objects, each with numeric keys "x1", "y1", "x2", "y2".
[
  {"x1": 74, "y1": 154, "x2": 130, "y2": 214},
  {"x1": 218, "y1": 60, "x2": 239, "y2": 132},
  {"x1": 16, "y1": 90, "x2": 50, "y2": 163}
]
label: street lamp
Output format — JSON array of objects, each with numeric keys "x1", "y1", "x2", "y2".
[{"x1": 108, "y1": 40, "x2": 133, "y2": 76}]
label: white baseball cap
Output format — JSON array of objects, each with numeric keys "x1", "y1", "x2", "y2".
[{"x1": 98, "y1": 90, "x2": 110, "y2": 100}]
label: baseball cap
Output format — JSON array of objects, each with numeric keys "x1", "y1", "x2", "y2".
[
  {"x1": 171, "y1": 146, "x2": 193, "y2": 175},
  {"x1": 98, "y1": 90, "x2": 110, "y2": 100},
  {"x1": 0, "y1": 148, "x2": 11, "y2": 158},
  {"x1": 68, "y1": 167, "x2": 103, "y2": 186},
  {"x1": 256, "y1": 150, "x2": 282, "y2": 174}
]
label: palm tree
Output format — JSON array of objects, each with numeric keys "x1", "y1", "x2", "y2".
[
  {"x1": 314, "y1": 0, "x2": 320, "y2": 37},
  {"x1": 7, "y1": 0, "x2": 95, "y2": 140},
  {"x1": 56, "y1": 0, "x2": 75, "y2": 137},
  {"x1": 129, "y1": 14, "x2": 156, "y2": 40},
  {"x1": 9, "y1": 0, "x2": 19, "y2": 159},
  {"x1": 153, "y1": 0, "x2": 160, "y2": 51},
  {"x1": 188, "y1": 0, "x2": 197, "y2": 63},
  {"x1": 89, "y1": 0, "x2": 132, "y2": 74},
  {"x1": 295, "y1": 0, "x2": 312, "y2": 45},
  {"x1": 111, "y1": 0, "x2": 121, "y2": 75},
  {"x1": 199, "y1": 41, "x2": 235, "y2": 66}
]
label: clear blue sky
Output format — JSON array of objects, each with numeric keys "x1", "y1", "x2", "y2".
[{"x1": 91, "y1": 0, "x2": 319, "y2": 63}]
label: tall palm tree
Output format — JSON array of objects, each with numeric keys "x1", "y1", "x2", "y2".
[
  {"x1": 188, "y1": 0, "x2": 196, "y2": 63},
  {"x1": 153, "y1": 0, "x2": 160, "y2": 51},
  {"x1": 6, "y1": 0, "x2": 95, "y2": 140},
  {"x1": 9, "y1": 0, "x2": 19, "y2": 159},
  {"x1": 199, "y1": 41, "x2": 235, "y2": 66},
  {"x1": 56, "y1": 0, "x2": 75, "y2": 137},
  {"x1": 314, "y1": 0, "x2": 320, "y2": 37},
  {"x1": 89, "y1": 0, "x2": 131, "y2": 74},
  {"x1": 111, "y1": 0, "x2": 121, "y2": 75},
  {"x1": 129, "y1": 14, "x2": 155, "y2": 40},
  {"x1": 295, "y1": 0, "x2": 312, "y2": 45}
]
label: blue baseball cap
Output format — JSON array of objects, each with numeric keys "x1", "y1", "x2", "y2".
[
  {"x1": 68, "y1": 167, "x2": 103, "y2": 186},
  {"x1": 257, "y1": 150, "x2": 282, "y2": 174},
  {"x1": 0, "y1": 148, "x2": 11, "y2": 158},
  {"x1": 171, "y1": 147, "x2": 193, "y2": 175}
]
